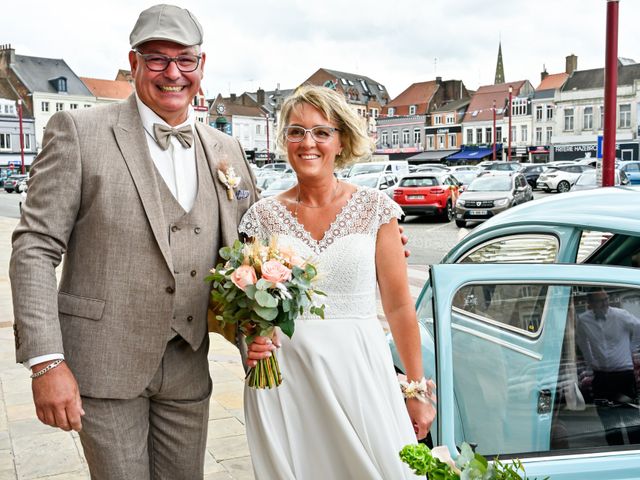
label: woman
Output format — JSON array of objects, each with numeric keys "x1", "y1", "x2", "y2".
[{"x1": 239, "y1": 85, "x2": 434, "y2": 479}]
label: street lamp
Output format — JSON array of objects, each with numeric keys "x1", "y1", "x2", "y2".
[
  {"x1": 16, "y1": 99, "x2": 25, "y2": 174},
  {"x1": 264, "y1": 112, "x2": 270, "y2": 165},
  {"x1": 492, "y1": 99, "x2": 497, "y2": 161},
  {"x1": 507, "y1": 85, "x2": 513, "y2": 162}
]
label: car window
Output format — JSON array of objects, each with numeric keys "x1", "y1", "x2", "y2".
[
  {"x1": 458, "y1": 234, "x2": 559, "y2": 264},
  {"x1": 576, "y1": 230, "x2": 614, "y2": 263},
  {"x1": 452, "y1": 282, "x2": 548, "y2": 336},
  {"x1": 450, "y1": 281, "x2": 640, "y2": 457},
  {"x1": 400, "y1": 177, "x2": 437, "y2": 187},
  {"x1": 625, "y1": 163, "x2": 639, "y2": 172}
]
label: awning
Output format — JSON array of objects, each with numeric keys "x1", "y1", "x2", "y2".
[
  {"x1": 446, "y1": 147, "x2": 494, "y2": 161},
  {"x1": 406, "y1": 150, "x2": 459, "y2": 163}
]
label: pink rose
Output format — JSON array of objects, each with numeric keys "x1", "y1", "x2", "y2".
[
  {"x1": 261, "y1": 260, "x2": 292, "y2": 283},
  {"x1": 230, "y1": 265, "x2": 257, "y2": 291}
]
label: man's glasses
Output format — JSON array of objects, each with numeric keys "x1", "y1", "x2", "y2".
[
  {"x1": 134, "y1": 50, "x2": 201, "y2": 72},
  {"x1": 285, "y1": 126, "x2": 340, "y2": 143}
]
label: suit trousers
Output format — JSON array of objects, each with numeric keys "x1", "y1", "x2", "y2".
[{"x1": 78, "y1": 334, "x2": 212, "y2": 480}]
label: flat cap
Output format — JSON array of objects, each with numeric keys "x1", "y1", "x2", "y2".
[{"x1": 130, "y1": 4, "x2": 203, "y2": 49}]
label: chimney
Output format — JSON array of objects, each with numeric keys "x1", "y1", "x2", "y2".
[
  {"x1": 257, "y1": 88, "x2": 265, "y2": 105},
  {"x1": 565, "y1": 54, "x2": 578, "y2": 75},
  {"x1": 540, "y1": 65, "x2": 549, "y2": 82},
  {"x1": 0, "y1": 44, "x2": 16, "y2": 75},
  {"x1": 435, "y1": 76, "x2": 442, "y2": 84},
  {"x1": 230, "y1": 93, "x2": 237, "y2": 103}
]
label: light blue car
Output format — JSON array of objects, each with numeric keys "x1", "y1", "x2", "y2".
[
  {"x1": 390, "y1": 186, "x2": 640, "y2": 479},
  {"x1": 619, "y1": 161, "x2": 640, "y2": 185}
]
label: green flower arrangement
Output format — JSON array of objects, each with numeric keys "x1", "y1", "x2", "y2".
[{"x1": 399, "y1": 442, "x2": 548, "y2": 479}]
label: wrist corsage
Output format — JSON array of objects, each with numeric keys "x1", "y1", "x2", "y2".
[{"x1": 400, "y1": 377, "x2": 436, "y2": 405}]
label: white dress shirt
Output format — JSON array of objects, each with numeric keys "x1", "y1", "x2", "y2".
[
  {"x1": 26, "y1": 95, "x2": 198, "y2": 370},
  {"x1": 576, "y1": 306, "x2": 640, "y2": 372}
]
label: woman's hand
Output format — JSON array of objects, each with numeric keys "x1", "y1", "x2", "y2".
[
  {"x1": 406, "y1": 397, "x2": 436, "y2": 441},
  {"x1": 246, "y1": 332, "x2": 281, "y2": 368}
]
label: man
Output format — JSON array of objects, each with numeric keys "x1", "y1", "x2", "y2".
[
  {"x1": 576, "y1": 288, "x2": 640, "y2": 446},
  {"x1": 9, "y1": 5, "x2": 258, "y2": 478}
]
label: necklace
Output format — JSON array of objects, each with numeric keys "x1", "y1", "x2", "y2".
[{"x1": 294, "y1": 180, "x2": 340, "y2": 217}]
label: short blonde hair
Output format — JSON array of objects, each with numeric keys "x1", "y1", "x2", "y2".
[{"x1": 277, "y1": 85, "x2": 374, "y2": 169}]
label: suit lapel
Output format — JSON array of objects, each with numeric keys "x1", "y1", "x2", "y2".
[
  {"x1": 195, "y1": 123, "x2": 239, "y2": 249},
  {"x1": 113, "y1": 95, "x2": 174, "y2": 274}
]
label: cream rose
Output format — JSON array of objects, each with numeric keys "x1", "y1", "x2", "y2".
[
  {"x1": 230, "y1": 265, "x2": 257, "y2": 291},
  {"x1": 261, "y1": 260, "x2": 292, "y2": 283}
]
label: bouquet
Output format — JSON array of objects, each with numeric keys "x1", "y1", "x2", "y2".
[
  {"x1": 399, "y1": 442, "x2": 545, "y2": 479},
  {"x1": 206, "y1": 237, "x2": 325, "y2": 388}
]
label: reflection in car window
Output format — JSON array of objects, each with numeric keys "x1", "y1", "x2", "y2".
[
  {"x1": 452, "y1": 283, "x2": 548, "y2": 335},
  {"x1": 576, "y1": 230, "x2": 613, "y2": 263},
  {"x1": 399, "y1": 177, "x2": 437, "y2": 187},
  {"x1": 459, "y1": 235, "x2": 559, "y2": 264},
  {"x1": 450, "y1": 282, "x2": 640, "y2": 458}
]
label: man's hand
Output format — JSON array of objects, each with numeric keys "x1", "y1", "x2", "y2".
[
  {"x1": 246, "y1": 333, "x2": 280, "y2": 368},
  {"x1": 32, "y1": 361, "x2": 84, "y2": 432},
  {"x1": 399, "y1": 225, "x2": 410, "y2": 258}
]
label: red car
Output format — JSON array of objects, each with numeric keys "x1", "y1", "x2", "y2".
[{"x1": 393, "y1": 172, "x2": 460, "y2": 222}]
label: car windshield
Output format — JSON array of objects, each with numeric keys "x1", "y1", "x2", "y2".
[
  {"x1": 575, "y1": 171, "x2": 596, "y2": 186},
  {"x1": 350, "y1": 176, "x2": 379, "y2": 188},
  {"x1": 467, "y1": 176, "x2": 512, "y2": 192},
  {"x1": 399, "y1": 177, "x2": 438, "y2": 187},
  {"x1": 350, "y1": 164, "x2": 385, "y2": 175}
]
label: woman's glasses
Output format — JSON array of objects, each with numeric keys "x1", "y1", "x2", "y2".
[{"x1": 285, "y1": 126, "x2": 340, "y2": 143}]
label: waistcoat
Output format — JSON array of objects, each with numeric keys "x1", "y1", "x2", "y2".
[{"x1": 153, "y1": 131, "x2": 220, "y2": 350}]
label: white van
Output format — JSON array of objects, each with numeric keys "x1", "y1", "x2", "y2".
[{"x1": 346, "y1": 160, "x2": 409, "y2": 178}]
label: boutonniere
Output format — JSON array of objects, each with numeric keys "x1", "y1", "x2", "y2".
[{"x1": 217, "y1": 164, "x2": 241, "y2": 200}]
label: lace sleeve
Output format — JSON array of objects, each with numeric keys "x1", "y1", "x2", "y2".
[
  {"x1": 375, "y1": 189, "x2": 403, "y2": 227},
  {"x1": 238, "y1": 203, "x2": 263, "y2": 239}
]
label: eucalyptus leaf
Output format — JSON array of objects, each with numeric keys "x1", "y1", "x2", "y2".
[{"x1": 253, "y1": 305, "x2": 278, "y2": 321}]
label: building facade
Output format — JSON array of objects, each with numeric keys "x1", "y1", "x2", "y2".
[
  {"x1": 0, "y1": 97, "x2": 36, "y2": 170},
  {"x1": 552, "y1": 60, "x2": 640, "y2": 161},
  {"x1": 0, "y1": 45, "x2": 95, "y2": 151},
  {"x1": 376, "y1": 78, "x2": 470, "y2": 162}
]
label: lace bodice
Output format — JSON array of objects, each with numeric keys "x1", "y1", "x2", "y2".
[{"x1": 238, "y1": 187, "x2": 402, "y2": 320}]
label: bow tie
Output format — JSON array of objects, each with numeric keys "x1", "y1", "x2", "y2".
[{"x1": 153, "y1": 124, "x2": 194, "y2": 150}]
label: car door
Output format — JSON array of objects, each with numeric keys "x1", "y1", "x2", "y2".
[
  {"x1": 430, "y1": 263, "x2": 640, "y2": 479},
  {"x1": 622, "y1": 163, "x2": 640, "y2": 185}
]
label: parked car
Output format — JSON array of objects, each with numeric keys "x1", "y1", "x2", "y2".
[
  {"x1": 4, "y1": 174, "x2": 28, "y2": 193},
  {"x1": 389, "y1": 186, "x2": 640, "y2": 479},
  {"x1": 447, "y1": 165, "x2": 481, "y2": 173},
  {"x1": 479, "y1": 161, "x2": 522, "y2": 172},
  {"x1": 519, "y1": 163, "x2": 546, "y2": 189},
  {"x1": 619, "y1": 160, "x2": 640, "y2": 185},
  {"x1": 348, "y1": 172, "x2": 398, "y2": 195},
  {"x1": 536, "y1": 164, "x2": 594, "y2": 193},
  {"x1": 260, "y1": 176, "x2": 297, "y2": 198},
  {"x1": 449, "y1": 171, "x2": 479, "y2": 190},
  {"x1": 392, "y1": 172, "x2": 460, "y2": 222},
  {"x1": 260, "y1": 162, "x2": 288, "y2": 172},
  {"x1": 454, "y1": 171, "x2": 533, "y2": 227},
  {"x1": 571, "y1": 169, "x2": 630, "y2": 191},
  {"x1": 414, "y1": 163, "x2": 450, "y2": 173},
  {"x1": 346, "y1": 160, "x2": 409, "y2": 178}
]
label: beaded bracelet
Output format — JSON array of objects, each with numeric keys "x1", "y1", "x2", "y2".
[
  {"x1": 399, "y1": 377, "x2": 436, "y2": 404},
  {"x1": 30, "y1": 359, "x2": 64, "y2": 379}
]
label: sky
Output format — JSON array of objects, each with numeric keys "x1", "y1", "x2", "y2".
[{"x1": 4, "y1": 0, "x2": 640, "y2": 99}]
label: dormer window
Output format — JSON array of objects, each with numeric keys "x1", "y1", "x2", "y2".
[
  {"x1": 49, "y1": 76, "x2": 68, "y2": 93},
  {"x1": 387, "y1": 107, "x2": 395, "y2": 116},
  {"x1": 409, "y1": 105, "x2": 417, "y2": 115}
]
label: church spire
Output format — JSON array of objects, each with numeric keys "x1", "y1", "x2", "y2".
[{"x1": 494, "y1": 41, "x2": 505, "y2": 84}]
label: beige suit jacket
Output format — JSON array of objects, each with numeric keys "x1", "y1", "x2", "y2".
[{"x1": 9, "y1": 95, "x2": 258, "y2": 398}]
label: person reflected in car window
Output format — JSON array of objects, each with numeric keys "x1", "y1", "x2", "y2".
[{"x1": 576, "y1": 288, "x2": 640, "y2": 445}]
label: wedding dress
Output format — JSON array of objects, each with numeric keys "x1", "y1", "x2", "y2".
[{"x1": 239, "y1": 186, "x2": 420, "y2": 479}]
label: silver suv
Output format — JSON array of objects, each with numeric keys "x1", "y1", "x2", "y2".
[{"x1": 454, "y1": 172, "x2": 533, "y2": 228}]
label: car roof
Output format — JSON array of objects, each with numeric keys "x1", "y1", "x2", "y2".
[
  {"x1": 468, "y1": 185, "x2": 640, "y2": 235},
  {"x1": 402, "y1": 171, "x2": 450, "y2": 178}
]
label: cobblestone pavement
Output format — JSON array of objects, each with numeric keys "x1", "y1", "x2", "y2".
[{"x1": 0, "y1": 216, "x2": 429, "y2": 479}]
